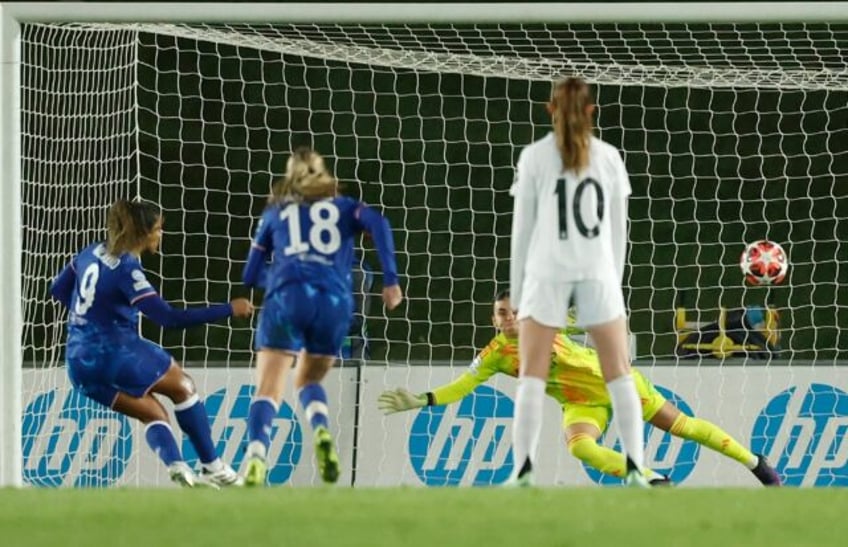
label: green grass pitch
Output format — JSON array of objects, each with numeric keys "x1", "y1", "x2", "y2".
[{"x1": 1, "y1": 487, "x2": 846, "y2": 547}]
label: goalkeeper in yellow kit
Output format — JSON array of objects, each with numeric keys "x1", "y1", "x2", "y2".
[{"x1": 379, "y1": 290, "x2": 781, "y2": 486}]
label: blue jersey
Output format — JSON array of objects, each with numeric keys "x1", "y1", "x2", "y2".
[
  {"x1": 52, "y1": 242, "x2": 234, "y2": 406},
  {"x1": 65, "y1": 243, "x2": 157, "y2": 336},
  {"x1": 251, "y1": 196, "x2": 384, "y2": 295},
  {"x1": 245, "y1": 194, "x2": 399, "y2": 355}
]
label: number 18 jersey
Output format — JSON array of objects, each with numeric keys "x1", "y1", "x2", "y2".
[
  {"x1": 511, "y1": 133, "x2": 632, "y2": 285},
  {"x1": 251, "y1": 196, "x2": 367, "y2": 295}
]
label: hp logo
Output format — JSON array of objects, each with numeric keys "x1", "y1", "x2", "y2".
[
  {"x1": 409, "y1": 385, "x2": 513, "y2": 486},
  {"x1": 22, "y1": 388, "x2": 132, "y2": 487},
  {"x1": 583, "y1": 385, "x2": 700, "y2": 485},
  {"x1": 752, "y1": 383, "x2": 848, "y2": 486},
  {"x1": 182, "y1": 385, "x2": 303, "y2": 484}
]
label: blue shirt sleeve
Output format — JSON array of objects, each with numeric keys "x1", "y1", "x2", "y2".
[
  {"x1": 354, "y1": 203, "x2": 399, "y2": 287},
  {"x1": 114, "y1": 258, "x2": 233, "y2": 328},
  {"x1": 136, "y1": 294, "x2": 233, "y2": 329},
  {"x1": 50, "y1": 261, "x2": 76, "y2": 309},
  {"x1": 243, "y1": 208, "x2": 275, "y2": 288}
]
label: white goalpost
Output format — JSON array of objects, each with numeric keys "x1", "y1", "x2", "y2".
[{"x1": 2, "y1": 2, "x2": 847, "y2": 488}]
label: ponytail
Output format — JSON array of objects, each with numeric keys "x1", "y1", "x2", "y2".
[{"x1": 549, "y1": 77, "x2": 594, "y2": 173}]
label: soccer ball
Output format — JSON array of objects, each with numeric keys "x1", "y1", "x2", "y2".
[{"x1": 739, "y1": 240, "x2": 788, "y2": 286}]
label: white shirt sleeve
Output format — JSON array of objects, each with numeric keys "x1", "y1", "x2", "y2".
[
  {"x1": 510, "y1": 148, "x2": 537, "y2": 307},
  {"x1": 610, "y1": 152, "x2": 632, "y2": 283}
]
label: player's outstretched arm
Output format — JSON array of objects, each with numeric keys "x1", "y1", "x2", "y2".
[
  {"x1": 377, "y1": 388, "x2": 427, "y2": 414},
  {"x1": 137, "y1": 295, "x2": 253, "y2": 329},
  {"x1": 378, "y1": 372, "x2": 485, "y2": 415}
]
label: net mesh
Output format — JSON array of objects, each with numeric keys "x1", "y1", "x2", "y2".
[{"x1": 20, "y1": 20, "x2": 848, "y2": 487}]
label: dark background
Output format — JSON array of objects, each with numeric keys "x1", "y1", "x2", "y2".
[{"x1": 21, "y1": 22, "x2": 848, "y2": 366}]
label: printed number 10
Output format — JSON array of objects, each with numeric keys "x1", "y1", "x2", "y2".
[{"x1": 555, "y1": 177, "x2": 605, "y2": 240}]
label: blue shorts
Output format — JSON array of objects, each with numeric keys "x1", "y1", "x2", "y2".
[
  {"x1": 66, "y1": 332, "x2": 172, "y2": 408},
  {"x1": 256, "y1": 282, "x2": 353, "y2": 356}
]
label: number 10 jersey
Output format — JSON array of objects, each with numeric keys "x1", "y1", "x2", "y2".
[{"x1": 510, "y1": 133, "x2": 632, "y2": 302}]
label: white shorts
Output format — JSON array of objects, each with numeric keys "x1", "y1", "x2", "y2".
[{"x1": 517, "y1": 276, "x2": 626, "y2": 329}]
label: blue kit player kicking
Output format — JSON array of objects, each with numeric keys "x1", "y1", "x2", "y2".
[
  {"x1": 242, "y1": 147, "x2": 402, "y2": 486},
  {"x1": 50, "y1": 200, "x2": 254, "y2": 488}
]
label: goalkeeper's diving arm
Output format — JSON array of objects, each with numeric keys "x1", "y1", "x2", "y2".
[{"x1": 377, "y1": 372, "x2": 484, "y2": 414}]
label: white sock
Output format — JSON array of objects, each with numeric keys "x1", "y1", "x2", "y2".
[
  {"x1": 246, "y1": 440, "x2": 267, "y2": 460},
  {"x1": 203, "y1": 458, "x2": 224, "y2": 472},
  {"x1": 511, "y1": 376, "x2": 546, "y2": 477},
  {"x1": 606, "y1": 373, "x2": 645, "y2": 472}
]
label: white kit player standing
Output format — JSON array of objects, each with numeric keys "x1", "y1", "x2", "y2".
[{"x1": 509, "y1": 77, "x2": 648, "y2": 487}]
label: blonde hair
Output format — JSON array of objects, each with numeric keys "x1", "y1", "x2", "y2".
[
  {"x1": 106, "y1": 200, "x2": 161, "y2": 255},
  {"x1": 270, "y1": 147, "x2": 337, "y2": 204},
  {"x1": 549, "y1": 77, "x2": 594, "y2": 173}
]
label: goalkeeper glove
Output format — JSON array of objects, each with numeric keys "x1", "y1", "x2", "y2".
[{"x1": 377, "y1": 388, "x2": 428, "y2": 415}]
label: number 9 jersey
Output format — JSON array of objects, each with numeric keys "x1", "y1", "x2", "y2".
[
  {"x1": 510, "y1": 133, "x2": 632, "y2": 305},
  {"x1": 66, "y1": 243, "x2": 158, "y2": 333}
]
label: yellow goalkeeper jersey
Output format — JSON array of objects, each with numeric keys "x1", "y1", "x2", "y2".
[{"x1": 431, "y1": 331, "x2": 612, "y2": 407}]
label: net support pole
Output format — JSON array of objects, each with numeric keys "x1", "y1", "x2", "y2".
[
  {"x1": 0, "y1": 3, "x2": 23, "y2": 488},
  {"x1": 3, "y1": 2, "x2": 848, "y2": 23}
]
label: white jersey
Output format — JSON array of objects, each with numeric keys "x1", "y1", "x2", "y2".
[{"x1": 510, "y1": 133, "x2": 631, "y2": 305}]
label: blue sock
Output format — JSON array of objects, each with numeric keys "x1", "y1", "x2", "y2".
[
  {"x1": 248, "y1": 397, "x2": 278, "y2": 452},
  {"x1": 174, "y1": 394, "x2": 218, "y2": 465},
  {"x1": 144, "y1": 421, "x2": 182, "y2": 466},
  {"x1": 298, "y1": 383, "x2": 329, "y2": 430}
]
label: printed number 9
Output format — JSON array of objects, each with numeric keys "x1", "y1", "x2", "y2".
[{"x1": 73, "y1": 263, "x2": 99, "y2": 316}]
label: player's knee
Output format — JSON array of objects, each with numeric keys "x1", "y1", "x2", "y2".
[
  {"x1": 156, "y1": 371, "x2": 197, "y2": 404},
  {"x1": 601, "y1": 358, "x2": 632, "y2": 381},
  {"x1": 179, "y1": 371, "x2": 197, "y2": 396},
  {"x1": 169, "y1": 370, "x2": 196, "y2": 401},
  {"x1": 567, "y1": 433, "x2": 599, "y2": 461}
]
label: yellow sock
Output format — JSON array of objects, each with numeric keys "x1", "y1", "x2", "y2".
[
  {"x1": 670, "y1": 414, "x2": 757, "y2": 468},
  {"x1": 567, "y1": 433, "x2": 658, "y2": 479}
]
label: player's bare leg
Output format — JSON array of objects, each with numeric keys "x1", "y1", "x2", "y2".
[
  {"x1": 586, "y1": 317, "x2": 648, "y2": 487},
  {"x1": 508, "y1": 317, "x2": 557, "y2": 486},
  {"x1": 113, "y1": 390, "x2": 200, "y2": 488},
  {"x1": 150, "y1": 362, "x2": 241, "y2": 487},
  {"x1": 245, "y1": 349, "x2": 297, "y2": 486},
  {"x1": 295, "y1": 352, "x2": 340, "y2": 484}
]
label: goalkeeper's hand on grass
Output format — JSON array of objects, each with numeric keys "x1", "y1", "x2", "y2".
[{"x1": 378, "y1": 388, "x2": 427, "y2": 415}]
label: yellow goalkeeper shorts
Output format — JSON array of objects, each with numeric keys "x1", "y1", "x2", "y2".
[{"x1": 561, "y1": 369, "x2": 667, "y2": 433}]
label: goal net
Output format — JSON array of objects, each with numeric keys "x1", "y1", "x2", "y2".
[{"x1": 20, "y1": 19, "x2": 848, "y2": 487}]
